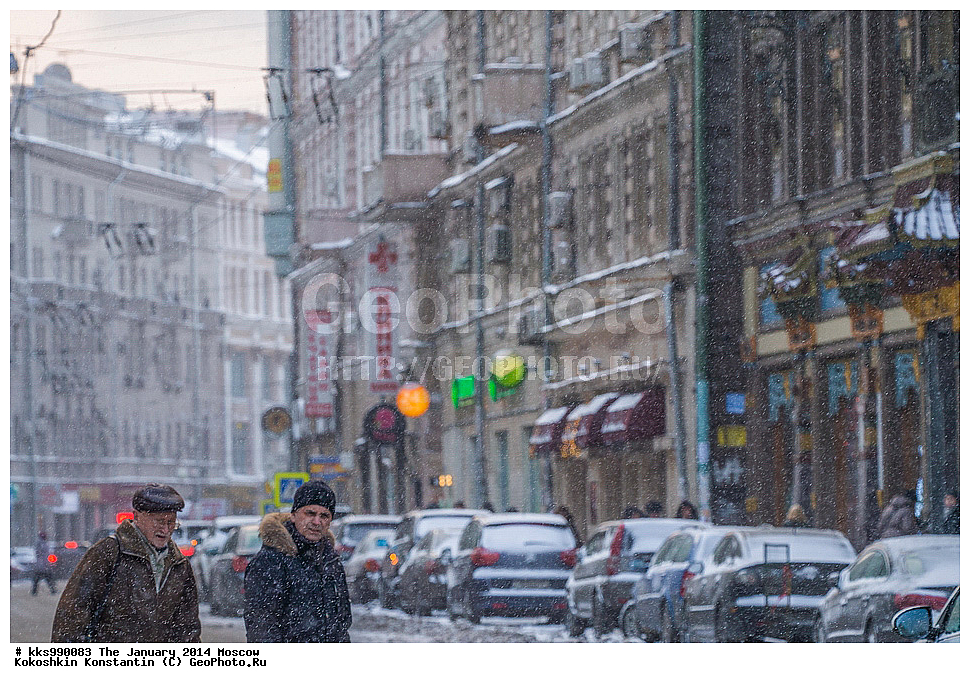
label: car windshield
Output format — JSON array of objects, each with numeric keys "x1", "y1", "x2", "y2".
[
  {"x1": 626, "y1": 522, "x2": 696, "y2": 553},
  {"x1": 480, "y1": 524, "x2": 575, "y2": 551},
  {"x1": 238, "y1": 527, "x2": 262, "y2": 553},
  {"x1": 748, "y1": 535, "x2": 856, "y2": 564},
  {"x1": 942, "y1": 593, "x2": 960, "y2": 634},
  {"x1": 344, "y1": 522, "x2": 397, "y2": 543},
  {"x1": 415, "y1": 515, "x2": 474, "y2": 538},
  {"x1": 898, "y1": 546, "x2": 960, "y2": 577}
]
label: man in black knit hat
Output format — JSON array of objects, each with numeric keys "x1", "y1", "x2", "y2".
[{"x1": 244, "y1": 480, "x2": 352, "y2": 642}]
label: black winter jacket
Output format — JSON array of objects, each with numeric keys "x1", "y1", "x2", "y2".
[{"x1": 243, "y1": 512, "x2": 352, "y2": 643}]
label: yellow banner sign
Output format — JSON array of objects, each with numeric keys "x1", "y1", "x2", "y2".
[{"x1": 268, "y1": 158, "x2": 283, "y2": 193}]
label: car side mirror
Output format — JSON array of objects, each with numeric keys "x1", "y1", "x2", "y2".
[
  {"x1": 893, "y1": 606, "x2": 932, "y2": 641},
  {"x1": 837, "y1": 568, "x2": 849, "y2": 588}
]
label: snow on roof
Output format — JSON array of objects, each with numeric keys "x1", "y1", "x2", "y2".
[
  {"x1": 208, "y1": 136, "x2": 269, "y2": 173},
  {"x1": 607, "y1": 392, "x2": 647, "y2": 413},
  {"x1": 547, "y1": 45, "x2": 690, "y2": 128},
  {"x1": 310, "y1": 238, "x2": 354, "y2": 251},
  {"x1": 542, "y1": 357, "x2": 665, "y2": 392},
  {"x1": 566, "y1": 392, "x2": 619, "y2": 420},
  {"x1": 541, "y1": 289, "x2": 662, "y2": 332},
  {"x1": 12, "y1": 131, "x2": 219, "y2": 192},
  {"x1": 488, "y1": 120, "x2": 541, "y2": 136},
  {"x1": 535, "y1": 406, "x2": 572, "y2": 425},
  {"x1": 429, "y1": 144, "x2": 519, "y2": 197}
]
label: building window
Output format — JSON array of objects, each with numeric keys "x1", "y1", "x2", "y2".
[
  {"x1": 818, "y1": 247, "x2": 845, "y2": 312},
  {"x1": 231, "y1": 352, "x2": 247, "y2": 398},
  {"x1": 231, "y1": 421, "x2": 252, "y2": 474},
  {"x1": 759, "y1": 263, "x2": 784, "y2": 327},
  {"x1": 262, "y1": 357, "x2": 274, "y2": 401},
  {"x1": 32, "y1": 247, "x2": 44, "y2": 278}
]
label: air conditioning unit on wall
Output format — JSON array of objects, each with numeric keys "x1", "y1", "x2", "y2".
[{"x1": 449, "y1": 238, "x2": 471, "y2": 273}]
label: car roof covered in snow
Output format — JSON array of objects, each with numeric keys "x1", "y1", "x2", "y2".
[{"x1": 478, "y1": 513, "x2": 568, "y2": 527}]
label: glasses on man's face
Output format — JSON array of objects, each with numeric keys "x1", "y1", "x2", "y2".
[{"x1": 145, "y1": 515, "x2": 180, "y2": 530}]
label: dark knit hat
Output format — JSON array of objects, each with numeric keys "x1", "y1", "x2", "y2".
[
  {"x1": 132, "y1": 483, "x2": 185, "y2": 513},
  {"x1": 291, "y1": 480, "x2": 336, "y2": 515}
]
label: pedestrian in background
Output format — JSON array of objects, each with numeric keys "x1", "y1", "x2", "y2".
[
  {"x1": 782, "y1": 504, "x2": 810, "y2": 528},
  {"x1": 622, "y1": 505, "x2": 644, "y2": 519},
  {"x1": 31, "y1": 532, "x2": 57, "y2": 596},
  {"x1": 643, "y1": 501, "x2": 664, "y2": 518},
  {"x1": 244, "y1": 480, "x2": 351, "y2": 642},
  {"x1": 676, "y1": 500, "x2": 699, "y2": 520},
  {"x1": 876, "y1": 490, "x2": 920, "y2": 539},
  {"x1": 940, "y1": 491, "x2": 959, "y2": 534},
  {"x1": 553, "y1": 505, "x2": 582, "y2": 545},
  {"x1": 52, "y1": 484, "x2": 200, "y2": 642}
]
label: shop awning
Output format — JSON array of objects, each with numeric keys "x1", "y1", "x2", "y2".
[
  {"x1": 599, "y1": 388, "x2": 666, "y2": 446},
  {"x1": 528, "y1": 406, "x2": 573, "y2": 453},
  {"x1": 564, "y1": 392, "x2": 620, "y2": 450}
]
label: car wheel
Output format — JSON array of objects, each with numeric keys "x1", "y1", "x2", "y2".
[
  {"x1": 714, "y1": 606, "x2": 732, "y2": 643},
  {"x1": 814, "y1": 617, "x2": 826, "y2": 643},
  {"x1": 620, "y1": 603, "x2": 643, "y2": 641},
  {"x1": 591, "y1": 593, "x2": 610, "y2": 637},
  {"x1": 661, "y1": 604, "x2": 678, "y2": 643},
  {"x1": 565, "y1": 607, "x2": 587, "y2": 638},
  {"x1": 446, "y1": 587, "x2": 459, "y2": 621}
]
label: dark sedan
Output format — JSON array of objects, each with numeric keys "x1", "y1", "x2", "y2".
[
  {"x1": 566, "y1": 518, "x2": 705, "y2": 637},
  {"x1": 683, "y1": 527, "x2": 856, "y2": 642},
  {"x1": 630, "y1": 525, "x2": 734, "y2": 641},
  {"x1": 207, "y1": 523, "x2": 261, "y2": 617},
  {"x1": 447, "y1": 513, "x2": 578, "y2": 623},
  {"x1": 397, "y1": 528, "x2": 460, "y2": 615},
  {"x1": 817, "y1": 535, "x2": 959, "y2": 642}
]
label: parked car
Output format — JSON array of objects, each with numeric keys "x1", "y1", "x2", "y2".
[
  {"x1": 682, "y1": 526, "x2": 856, "y2": 642},
  {"x1": 566, "y1": 518, "x2": 705, "y2": 637},
  {"x1": 10, "y1": 546, "x2": 36, "y2": 581},
  {"x1": 171, "y1": 519, "x2": 210, "y2": 558},
  {"x1": 330, "y1": 514, "x2": 401, "y2": 562},
  {"x1": 630, "y1": 525, "x2": 735, "y2": 641},
  {"x1": 207, "y1": 523, "x2": 262, "y2": 617},
  {"x1": 817, "y1": 535, "x2": 959, "y2": 642},
  {"x1": 378, "y1": 508, "x2": 488, "y2": 609},
  {"x1": 334, "y1": 503, "x2": 353, "y2": 520},
  {"x1": 893, "y1": 586, "x2": 960, "y2": 643},
  {"x1": 447, "y1": 513, "x2": 578, "y2": 624},
  {"x1": 397, "y1": 528, "x2": 461, "y2": 615},
  {"x1": 344, "y1": 529, "x2": 395, "y2": 604},
  {"x1": 192, "y1": 515, "x2": 261, "y2": 601}
]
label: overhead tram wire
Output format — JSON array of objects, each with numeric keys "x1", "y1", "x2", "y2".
[
  {"x1": 25, "y1": 44, "x2": 264, "y2": 72},
  {"x1": 33, "y1": 10, "x2": 215, "y2": 39},
  {"x1": 10, "y1": 10, "x2": 62, "y2": 133}
]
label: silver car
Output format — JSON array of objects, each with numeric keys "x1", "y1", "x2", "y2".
[{"x1": 817, "y1": 535, "x2": 959, "y2": 642}]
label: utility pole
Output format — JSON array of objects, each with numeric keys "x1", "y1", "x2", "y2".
[
  {"x1": 693, "y1": 11, "x2": 712, "y2": 521},
  {"x1": 539, "y1": 10, "x2": 555, "y2": 511},
  {"x1": 472, "y1": 10, "x2": 490, "y2": 508}
]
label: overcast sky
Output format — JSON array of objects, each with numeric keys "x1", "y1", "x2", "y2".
[{"x1": 9, "y1": 10, "x2": 268, "y2": 115}]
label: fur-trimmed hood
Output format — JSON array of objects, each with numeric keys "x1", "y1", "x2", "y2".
[{"x1": 258, "y1": 512, "x2": 336, "y2": 556}]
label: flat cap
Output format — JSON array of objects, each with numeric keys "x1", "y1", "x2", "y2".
[{"x1": 132, "y1": 483, "x2": 185, "y2": 513}]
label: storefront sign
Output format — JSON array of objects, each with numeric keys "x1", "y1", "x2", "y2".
[
  {"x1": 305, "y1": 309, "x2": 335, "y2": 418},
  {"x1": 364, "y1": 238, "x2": 400, "y2": 394}
]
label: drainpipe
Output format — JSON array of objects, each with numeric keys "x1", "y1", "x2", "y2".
[
  {"x1": 472, "y1": 10, "x2": 490, "y2": 507},
  {"x1": 379, "y1": 11, "x2": 387, "y2": 155},
  {"x1": 665, "y1": 11, "x2": 689, "y2": 504},
  {"x1": 540, "y1": 10, "x2": 555, "y2": 512},
  {"x1": 692, "y1": 11, "x2": 712, "y2": 521}
]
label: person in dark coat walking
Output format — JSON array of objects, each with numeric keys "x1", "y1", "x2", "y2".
[
  {"x1": 244, "y1": 480, "x2": 352, "y2": 643},
  {"x1": 52, "y1": 484, "x2": 200, "y2": 642},
  {"x1": 876, "y1": 490, "x2": 920, "y2": 539},
  {"x1": 940, "y1": 492, "x2": 959, "y2": 534},
  {"x1": 782, "y1": 504, "x2": 810, "y2": 528},
  {"x1": 31, "y1": 532, "x2": 57, "y2": 595}
]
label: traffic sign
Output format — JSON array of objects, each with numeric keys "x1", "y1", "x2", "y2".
[
  {"x1": 273, "y1": 471, "x2": 309, "y2": 509},
  {"x1": 259, "y1": 499, "x2": 277, "y2": 515}
]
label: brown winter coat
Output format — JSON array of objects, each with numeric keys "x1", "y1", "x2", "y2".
[
  {"x1": 51, "y1": 519, "x2": 201, "y2": 643},
  {"x1": 876, "y1": 495, "x2": 919, "y2": 539}
]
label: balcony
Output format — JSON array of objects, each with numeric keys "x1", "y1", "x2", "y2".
[
  {"x1": 359, "y1": 153, "x2": 449, "y2": 221},
  {"x1": 50, "y1": 217, "x2": 94, "y2": 245},
  {"x1": 472, "y1": 63, "x2": 544, "y2": 147}
]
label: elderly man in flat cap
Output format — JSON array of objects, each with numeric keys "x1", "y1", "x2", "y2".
[
  {"x1": 52, "y1": 484, "x2": 201, "y2": 642},
  {"x1": 244, "y1": 479, "x2": 352, "y2": 642}
]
